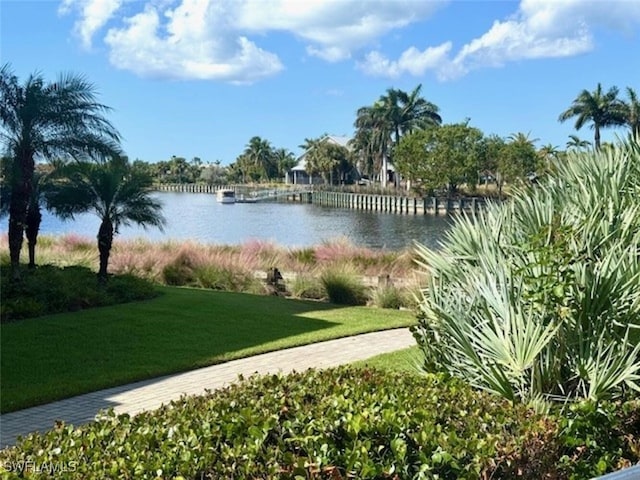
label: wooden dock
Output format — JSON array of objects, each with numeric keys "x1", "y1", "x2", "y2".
[{"x1": 153, "y1": 183, "x2": 487, "y2": 215}]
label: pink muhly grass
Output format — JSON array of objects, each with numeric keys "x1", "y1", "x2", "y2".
[{"x1": 60, "y1": 233, "x2": 94, "y2": 252}]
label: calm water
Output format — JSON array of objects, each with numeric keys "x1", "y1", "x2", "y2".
[{"x1": 25, "y1": 192, "x2": 453, "y2": 250}]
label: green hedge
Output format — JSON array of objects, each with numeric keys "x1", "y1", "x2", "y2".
[
  {"x1": 0, "y1": 265, "x2": 159, "y2": 322},
  {"x1": 1, "y1": 368, "x2": 638, "y2": 479}
]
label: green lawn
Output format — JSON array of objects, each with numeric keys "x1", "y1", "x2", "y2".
[
  {"x1": 1, "y1": 286, "x2": 415, "y2": 413},
  {"x1": 354, "y1": 346, "x2": 422, "y2": 374}
]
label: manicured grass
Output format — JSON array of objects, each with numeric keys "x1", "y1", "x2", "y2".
[
  {"x1": 0, "y1": 286, "x2": 415, "y2": 413},
  {"x1": 354, "y1": 346, "x2": 422, "y2": 374}
]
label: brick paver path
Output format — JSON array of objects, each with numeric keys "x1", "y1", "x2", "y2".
[{"x1": 0, "y1": 328, "x2": 414, "y2": 448}]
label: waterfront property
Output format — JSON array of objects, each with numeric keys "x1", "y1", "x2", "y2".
[{"x1": 286, "y1": 134, "x2": 352, "y2": 185}]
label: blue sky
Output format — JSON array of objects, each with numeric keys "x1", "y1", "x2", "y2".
[{"x1": 2, "y1": 0, "x2": 639, "y2": 165}]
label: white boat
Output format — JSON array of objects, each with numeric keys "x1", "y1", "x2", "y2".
[{"x1": 216, "y1": 189, "x2": 236, "y2": 204}]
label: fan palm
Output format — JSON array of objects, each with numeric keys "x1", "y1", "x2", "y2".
[
  {"x1": 47, "y1": 157, "x2": 165, "y2": 282},
  {"x1": 558, "y1": 83, "x2": 625, "y2": 149},
  {"x1": 0, "y1": 64, "x2": 120, "y2": 279}
]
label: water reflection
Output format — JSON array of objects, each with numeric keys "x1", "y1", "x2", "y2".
[{"x1": 24, "y1": 192, "x2": 452, "y2": 250}]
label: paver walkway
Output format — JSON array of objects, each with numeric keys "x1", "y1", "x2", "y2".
[{"x1": 0, "y1": 328, "x2": 415, "y2": 448}]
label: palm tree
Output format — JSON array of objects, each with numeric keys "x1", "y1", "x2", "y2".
[
  {"x1": 566, "y1": 134, "x2": 592, "y2": 151},
  {"x1": 354, "y1": 102, "x2": 392, "y2": 186},
  {"x1": 243, "y1": 136, "x2": 276, "y2": 181},
  {"x1": 47, "y1": 156, "x2": 165, "y2": 282},
  {"x1": 384, "y1": 84, "x2": 442, "y2": 145},
  {"x1": 0, "y1": 64, "x2": 120, "y2": 279},
  {"x1": 558, "y1": 83, "x2": 626, "y2": 149},
  {"x1": 621, "y1": 87, "x2": 640, "y2": 141},
  {"x1": 273, "y1": 148, "x2": 296, "y2": 180},
  {"x1": 353, "y1": 84, "x2": 441, "y2": 188}
]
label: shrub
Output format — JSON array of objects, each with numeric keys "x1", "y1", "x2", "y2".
[
  {"x1": 289, "y1": 273, "x2": 326, "y2": 300},
  {"x1": 413, "y1": 140, "x2": 640, "y2": 404},
  {"x1": 162, "y1": 252, "x2": 197, "y2": 285},
  {"x1": 321, "y1": 266, "x2": 368, "y2": 305},
  {"x1": 370, "y1": 283, "x2": 407, "y2": 309},
  {"x1": 194, "y1": 265, "x2": 264, "y2": 294},
  {"x1": 1, "y1": 368, "x2": 637, "y2": 479},
  {"x1": 0, "y1": 264, "x2": 159, "y2": 322}
]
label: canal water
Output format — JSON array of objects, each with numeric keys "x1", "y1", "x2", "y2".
[{"x1": 31, "y1": 192, "x2": 453, "y2": 250}]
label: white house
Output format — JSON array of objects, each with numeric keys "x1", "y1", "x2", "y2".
[{"x1": 286, "y1": 135, "x2": 351, "y2": 185}]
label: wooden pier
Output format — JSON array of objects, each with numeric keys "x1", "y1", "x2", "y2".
[
  {"x1": 305, "y1": 191, "x2": 486, "y2": 215},
  {"x1": 154, "y1": 183, "x2": 487, "y2": 215}
]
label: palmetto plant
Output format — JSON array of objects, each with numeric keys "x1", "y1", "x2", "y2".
[{"x1": 414, "y1": 140, "x2": 640, "y2": 404}]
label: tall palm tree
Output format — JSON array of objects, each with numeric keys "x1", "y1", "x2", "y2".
[
  {"x1": 558, "y1": 83, "x2": 625, "y2": 149},
  {"x1": 243, "y1": 136, "x2": 276, "y2": 181},
  {"x1": 384, "y1": 84, "x2": 442, "y2": 145},
  {"x1": 0, "y1": 64, "x2": 120, "y2": 279},
  {"x1": 354, "y1": 102, "x2": 392, "y2": 186},
  {"x1": 273, "y1": 147, "x2": 296, "y2": 179},
  {"x1": 621, "y1": 87, "x2": 640, "y2": 141},
  {"x1": 47, "y1": 156, "x2": 165, "y2": 282},
  {"x1": 353, "y1": 85, "x2": 441, "y2": 188}
]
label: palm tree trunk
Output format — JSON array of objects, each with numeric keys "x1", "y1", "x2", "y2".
[
  {"x1": 25, "y1": 202, "x2": 42, "y2": 269},
  {"x1": 8, "y1": 190, "x2": 27, "y2": 280},
  {"x1": 97, "y1": 218, "x2": 114, "y2": 283},
  {"x1": 381, "y1": 152, "x2": 388, "y2": 188},
  {"x1": 594, "y1": 124, "x2": 601, "y2": 150},
  {"x1": 8, "y1": 152, "x2": 35, "y2": 280}
]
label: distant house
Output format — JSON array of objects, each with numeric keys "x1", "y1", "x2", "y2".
[{"x1": 286, "y1": 135, "x2": 352, "y2": 185}]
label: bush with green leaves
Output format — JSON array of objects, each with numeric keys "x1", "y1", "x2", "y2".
[
  {"x1": 2, "y1": 367, "x2": 637, "y2": 479},
  {"x1": 413, "y1": 140, "x2": 640, "y2": 405},
  {"x1": 0, "y1": 264, "x2": 159, "y2": 322}
]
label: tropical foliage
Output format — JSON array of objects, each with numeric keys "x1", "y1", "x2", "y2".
[
  {"x1": 394, "y1": 122, "x2": 484, "y2": 195},
  {"x1": 497, "y1": 132, "x2": 539, "y2": 185},
  {"x1": 301, "y1": 136, "x2": 354, "y2": 184},
  {"x1": 353, "y1": 84, "x2": 441, "y2": 187},
  {"x1": 46, "y1": 156, "x2": 165, "y2": 281},
  {"x1": 413, "y1": 140, "x2": 640, "y2": 405},
  {"x1": 228, "y1": 136, "x2": 295, "y2": 183},
  {"x1": 622, "y1": 87, "x2": 640, "y2": 141},
  {"x1": 0, "y1": 64, "x2": 120, "y2": 278},
  {"x1": 566, "y1": 134, "x2": 592, "y2": 151},
  {"x1": 559, "y1": 83, "x2": 626, "y2": 149}
]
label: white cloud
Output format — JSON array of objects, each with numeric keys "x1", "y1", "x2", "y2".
[
  {"x1": 358, "y1": 43, "x2": 453, "y2": 78},
  {"x1": 103, "y1": 2, "x2": 283, "y2": 83},
  {"x1": 235, "y1": 0, "x2": 446, "y2": 62},
  {"x1": 59, "y1": 0, "x2": 123, "y2": 49},
  {"x1": 359, "y1": 0, "x2": 640, "y2": 81},
  {"x1": 59, "y1": 0, "x2": 639, "y2": 83},
  {"x1": 59, "y1": 0, "x2": 445, "y2": 82}
]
